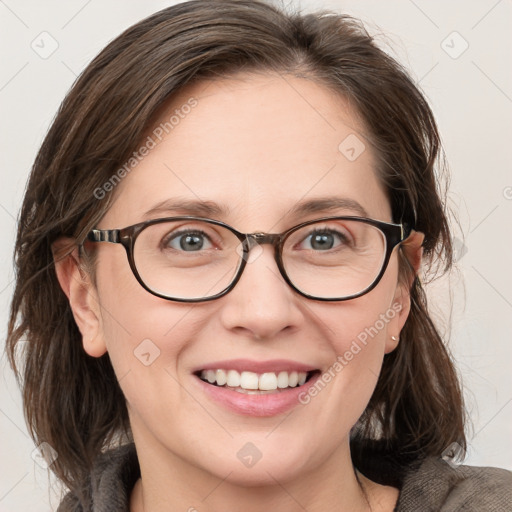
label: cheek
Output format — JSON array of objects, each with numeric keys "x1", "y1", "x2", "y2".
[
  {"x1": 323, "y1": 259, "x2": 399, "y2": 353},
  {"x1": 94, "y1": 266, "x2": 211, "y2": 442},
  {"x1": 318, "y1": 299, "x2": 391, "y2": 400},
  {"x1": 305, "y1": 258, "x2": 400, "y2": 412},
  {"x1": 93, "y1": 248, "x2": 200, "y2": 382}
]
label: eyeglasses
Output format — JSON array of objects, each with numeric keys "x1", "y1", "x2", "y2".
[{"x1": 85, "y1": 216, "x2": 411, "y2": 302}]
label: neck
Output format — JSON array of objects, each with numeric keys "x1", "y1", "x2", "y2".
[{"x1": 129, "y1": 433, "x2": 391, "y2": 512}]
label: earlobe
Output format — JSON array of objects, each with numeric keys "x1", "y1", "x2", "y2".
[
  {"x1": 384, "y1": 292, "x2": 410, "y2": 354},
  {"x1": 386, "y1": 334, "x2": 400, "y2": 353},
  {"x1": 52, "y1": 237, "x2": 107, "y2": 358}
]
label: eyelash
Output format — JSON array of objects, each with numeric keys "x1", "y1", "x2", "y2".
[
  {"x1": 297, "y1": 228, "x2": 351, "y2": 249},
  {"x1": 161, "y1": 229, "x2": 216, "y2": 250}
]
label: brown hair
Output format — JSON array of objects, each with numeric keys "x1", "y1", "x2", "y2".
[{"x1": 6, "y1": 0, "x2": 465, "y2": 496}]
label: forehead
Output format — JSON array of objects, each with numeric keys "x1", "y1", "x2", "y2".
[{"x1": 103, "y1": 72, "x2": 390, "y2": 230}]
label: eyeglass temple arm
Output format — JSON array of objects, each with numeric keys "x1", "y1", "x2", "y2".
[
  {"x1": 401, "y1": 223, "x2": 414, "y2": 241},
  {"x1": 88, "y1": 229, "x2": 121, "y2": 243}
]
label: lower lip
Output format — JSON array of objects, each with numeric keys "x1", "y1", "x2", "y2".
[{"x1": 193, "y1": 372, "x2": 321, "y2": 417}]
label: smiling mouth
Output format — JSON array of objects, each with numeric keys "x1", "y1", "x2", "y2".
[{"x1": 195, "y1": 369, "x2": 321, "y2": 394}]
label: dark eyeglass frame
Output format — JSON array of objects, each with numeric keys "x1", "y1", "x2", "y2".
[{"x1": 85, "y1": 215, "x2": 412, "y2": 303}]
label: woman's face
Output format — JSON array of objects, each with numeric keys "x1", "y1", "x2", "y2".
[{"x1": 82, "y1": 73, "x2": 412, "y2": 485}]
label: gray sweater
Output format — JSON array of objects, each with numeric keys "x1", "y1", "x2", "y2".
[{"x1": 57, "y1": 443, "x2": 512, "y2": 511}]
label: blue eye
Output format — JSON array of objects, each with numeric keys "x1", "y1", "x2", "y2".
[
  {"x1": 165, "y1": 230, "x2": 213, "y2": 251},
  {"x1": 301, "y1": 229, "x2": 348, "y2": 250}
]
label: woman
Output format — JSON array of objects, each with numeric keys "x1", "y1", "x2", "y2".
[{"x1": 6, "y1": 1, "x2": 511, "y2": 510}]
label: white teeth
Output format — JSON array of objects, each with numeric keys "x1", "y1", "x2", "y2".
[
  {"x1": 277, "y1": 371, "x2": 289, "y2": 389},
  {"x1": 215, "y1": 369, "x2": 227, "y2": 386},
  {"x1": 240, "y1": 371, "x2": 259, "y2": 390},
  {"x1": 199, "y1": 369, "x2": 310, "y2": 391},
  {"x1": 259, "y1": 372, "x2": 278, "y2": 391},
  {"x1": 226, "y1": 369, "x2": 240, "y2": 387}
]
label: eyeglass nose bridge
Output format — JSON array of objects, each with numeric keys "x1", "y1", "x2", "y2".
[
  {"x1": 239, "y1": 232, "x2": 288, "y2": 283},
  {"x1": 244, "y1": 232, "x2": 283, "y2": 252}
]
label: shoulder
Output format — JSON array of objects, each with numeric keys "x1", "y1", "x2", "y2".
[
  {"x1": 396, "y1": 456, "x2": 512, "y2": 511},
  {"x1": 57, "y1": 443, "x2": 139, "y2": 512}
]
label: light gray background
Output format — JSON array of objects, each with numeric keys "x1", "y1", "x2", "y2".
[{"x1": 1, "y1": 1, "x2": 511, "y2": 510}]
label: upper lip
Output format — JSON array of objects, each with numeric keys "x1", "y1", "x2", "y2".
[{"x1": 193, "y1": 359, "x2": 319, "y2": 374}]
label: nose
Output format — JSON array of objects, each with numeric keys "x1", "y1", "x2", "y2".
[{"x1": 218, "y1": 244, "x2": 304, "y2": 340}]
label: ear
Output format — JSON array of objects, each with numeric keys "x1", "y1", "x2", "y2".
[
  {"x1": 400, "y1": 229, "x2": 425, "y2": 283},
  {"x1": 384, "y1": 230, "x2": 425, "y2": 354},
  {"x1": 52, "y1": 237, "x2": 107, "y2": 358}
]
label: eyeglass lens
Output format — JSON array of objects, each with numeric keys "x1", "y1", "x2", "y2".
[{"x1": 132, "y1": 219, "x2": 387, "y2": 301}]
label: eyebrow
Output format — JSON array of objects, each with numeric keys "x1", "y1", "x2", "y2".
[
  {"x1": 143, "y1": 198, "x2": 230, "y2": 219},
  {"x1": 287, "y1": 196, "x2": 369, "y2": 218},
  {"x1": 142, "y1": 196, "x2": 369, "y2": 220}
]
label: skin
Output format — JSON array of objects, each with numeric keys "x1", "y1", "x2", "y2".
[{"x1": 54, "y1": 72, "x2": 424, "y2": 512}]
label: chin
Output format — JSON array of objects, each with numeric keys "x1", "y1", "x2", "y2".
[
  {"x1": 190, "y1": 438, "x2": 317, "y2": 488},
  {"x1": 209, "y1": 459, "x2": 308, "y2": 488}
]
